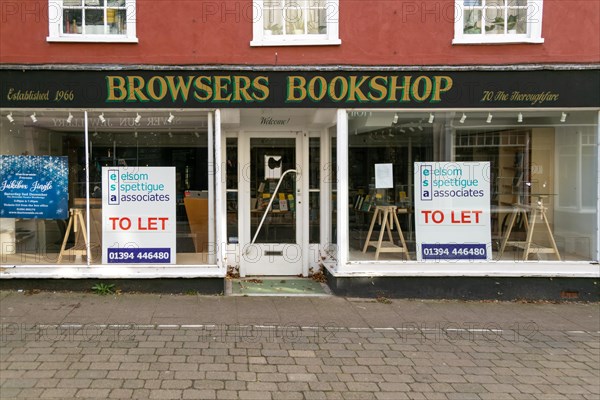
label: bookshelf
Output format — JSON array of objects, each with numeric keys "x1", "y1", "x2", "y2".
[{"x1": 454, "y1": 129, "x2": 531, "y2": 240}]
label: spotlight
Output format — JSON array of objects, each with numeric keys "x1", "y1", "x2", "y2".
[
  {"x1": 168, "y1": 132, "x2": 173, "y2": 138},
  {"x1": 194, "y1": 131, "x2": 200, "y2": 138},
  {"x1": 99, "y1": 113, "x2": 106, "y2": 123},
  {"x1": 6, "y1": 112, "x2": 14, "y2": 123},
  {"x1": 30, "y1": 113, "x2": 37, "y2": 123},
  {"x1": 66, "y1": 112, "x2": 73, "y2": 124},
  {"x1": 92, "y1": 132, "x2": 98, "y2": 137},
  {"x1": 392, "y1": 113, "x2": 398, "y2": 124},
  {"x1": 399, "y1": 128, "x2": 406, "y2": 133},
  {"x1": 167, "y1": 112, "x2": 175, "y2": 124},
  {"x1": 134, "y1": 131, "x2": 138, "y2": 138},
  {"x1": 418, "y1": 125, "x2": 423, "y2": 131},
  {"x1": 517, "y1": 112, "x2": 523, "y2": 123},
  {"x1": 486, "y1": 113, "x2": 493, "y2": 123},
  {"x1": 560, "y1": 112, "x2": 567, "y2": 123},
  {"x1": 409, "y1": 127, "x2": 415, "y2": 132},
  {"x1": 459, "y1": 113, "x2": 467, "y2": 124},
  {"x1": 135, "y1": 113, "x2": 141, "y2": 124},
  {"x1": 428, "y1": 113, "x2": 435, "y2": 124}
]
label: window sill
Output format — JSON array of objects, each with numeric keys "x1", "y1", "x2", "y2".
[
  {"x1": 452, "y1": 36, "x2": 544, "y2": 45},
  {"x1": 250, "y1": 38, "x2": 341, "y2": 47},
  {"x1": 47, "y1": 36, "x2": 138, "y2": 43}
]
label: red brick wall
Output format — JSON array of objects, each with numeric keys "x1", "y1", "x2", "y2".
[{"x1": 1, "y1": 0, "x2": 598, "y2": 65}]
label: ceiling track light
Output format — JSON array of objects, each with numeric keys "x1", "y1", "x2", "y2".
[
  {"x1": 194, "y1": 132, "x2": 200, "y2": 138},
  {"x1": 135, "y1": 113, "x2": 142, "y2": 124},
  {"x1": 6, "y1": 112, "x2": 14, "y2": 123},
  {"x1": 428, "y1": 113, "x2": 435, "y2": 124},
  {"x1": 459, "y1": 113, "x2": 467, "y2": 123},
  {"x1": 66, "y1": 112, "x2": 74, "y2": 124},
  {"x1": 134, "y1": 131, "x2": 138, "y2": 138},
  {"x1": 409, "y1": 127, "x2": 415, "y2": 132},
  {"x1": 392, "y1": 113, "x2": 399, "y2": 124},
  {"x1": 560, "y1": 112, "x2": 567, "y2": 123},
  {"x1": 30, "y1": 113, "x2": 37, "y2": 123},
  {"x1": 486, "y1": 113, "x2": 493, "y2": 123},
  {"x1": 517, "y1": 112, "x2": 523, "y2": 123},
  {"x1": 168, "y1": 132, "x2": 173, "y2": 138},
  {"x1": 99, "y1": 113, "x2": 106, "y2": 123},
  {"x1": 167, "y1": 112, "x2": 175, "y2": 124}
]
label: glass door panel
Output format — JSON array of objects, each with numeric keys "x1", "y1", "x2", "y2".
[{"x1": 242, "y1": 135, "x2": 303, "y2": 276}]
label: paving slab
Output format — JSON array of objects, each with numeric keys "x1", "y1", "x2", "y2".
[{"x1": 0, "y1": 290, "x2": 598, "y2": 400}]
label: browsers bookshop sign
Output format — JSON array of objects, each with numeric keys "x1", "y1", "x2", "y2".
[{"x1": 1, "y1": 69, "x2": 599, "y2": 108}]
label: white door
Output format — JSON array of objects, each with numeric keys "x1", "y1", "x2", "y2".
[{"x1": 239, "y1": 133, "x2": 305, "y2": 276}]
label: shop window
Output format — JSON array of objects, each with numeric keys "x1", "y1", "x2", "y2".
[
  {"x1": 0, "y1": 110, "x2": 213, "y2": 266},
  {"x1": 556, "y1": 127, "x2": 598, "y2": 211},
  {"x1": 346, "y1": 111, "x2": 598, "y2": 263},
  {"x1": 47, "y1": 0, "x2": 138, "y2": 43},
  {"x1": 1, "y1": 110, "x2": 87, "y2": 264},
  {"x1": 309, "y1": 137, "x2": 320, "y2": 243},
  {"x1": 251, "y1": 0, "x2": 341, "y2": 46},
  {"x1": 453, "y1": 0, "x2": 544, "y2": 44},
  {"x1": 88, "y1": 111, "x2": 210, "y2": 264},
  {"x1": 226, "y1": 138, "x2": 239, "y2": 244},
  {"x1": 329, "y1": 134, "x2": 337, "y2": 245}
]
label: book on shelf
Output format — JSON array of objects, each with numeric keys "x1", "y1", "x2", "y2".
[{"x1": 278, "y1": 193, "x2": 288, "y2": 211}]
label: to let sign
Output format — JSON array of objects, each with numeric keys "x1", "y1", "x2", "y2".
[
  {"x1": 102, "y1": 167, "x2": 176, "y2": 264},
  {"x1": 414, "y1": 162, "x2": 492, "y2": 261}
]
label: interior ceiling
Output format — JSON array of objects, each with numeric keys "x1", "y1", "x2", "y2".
[
  {"x1": 2, "y1": 109, "x2": 210, "y2": 133},
  {"x1": 1, "y1": 108, "x2": 340, "y2": 132},
  {"x1": 2, "y1": 109, "x2": 594, "y2": 136},
  {"x1": 348, "y1": 111, "x2": 592, "y2": 134}
]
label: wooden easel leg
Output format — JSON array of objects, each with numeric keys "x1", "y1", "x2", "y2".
[
  {"x1": 522, "y1": 208, "x2": 537, "y2": 261},
  {"x1": 499, "y1": 209, "x2": 517, "y2": 259},
  {"x1": 384, "y1": 213, "x2": 394, "y2": 244},
  {"x1": 392, "y1": 212, "x2": 410, "y2": 260},
  {"x1": 375, "y1": 209, "x2": 389, "y2": 260},
  {"x1": 541, "y1": 209, "x2": 561, "y2": 261},
  {"x1": 76, "y1": 211, "x2": 92, "y2": 262},
  {"x1": 57, "y1": 213, "x2": 74, "y2": 263},
  {"x1": 363, "y1": 208, "x2": 380, "y2": 253}
]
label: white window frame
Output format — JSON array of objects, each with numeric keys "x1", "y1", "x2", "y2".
[
  {"x1": 251, "y1": 0, "x2": 341, "y2": 47},
  {"x1": 453, "y1": 0, "x2": 544, "y2": 45},
  {"x1": 47, "y1": 0, "x2": 138, "y2": 43}
]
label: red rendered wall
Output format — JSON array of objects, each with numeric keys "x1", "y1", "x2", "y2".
[{"x1": 1, "y1": 0, "x2": 598, "y2": 65}]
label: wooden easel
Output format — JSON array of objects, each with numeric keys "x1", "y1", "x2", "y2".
[
  {"x1": 362, "y1": 205, "x2": 410, "y2": 260},
  {"x1": 498, "y1": 200, "x2": 561, "y2": 261},
  {"x1": 58, "y1": 208, "x2": 93, "y2": 263}
]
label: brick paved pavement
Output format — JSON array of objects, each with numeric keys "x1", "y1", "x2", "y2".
[{"x1": 0, "y1": 291, "x2": 598, "y2": 399}]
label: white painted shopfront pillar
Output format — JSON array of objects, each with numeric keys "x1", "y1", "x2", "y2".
[
  {"x1": 336, "y1": 109, "x2": 349, "y2": 271},
  {"x1": 214, "y1": 110, "x2": 226, "y2": 271}
]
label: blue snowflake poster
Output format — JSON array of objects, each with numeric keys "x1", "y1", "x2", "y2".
[{"x1": 0, "y1": 155, "x2": 69, "y2": 219}]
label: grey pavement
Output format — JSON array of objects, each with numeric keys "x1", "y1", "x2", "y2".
[{"x1": 0, "y1": 290, "x2": 599, "y2": 399}]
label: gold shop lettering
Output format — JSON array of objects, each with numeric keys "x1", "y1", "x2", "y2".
[
  {"x1": 106, "y1": 75, "x2": 270, "y2": 103},
  {"x1": 285, "y1": 75, "x2": 453, "y2": 103}
]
